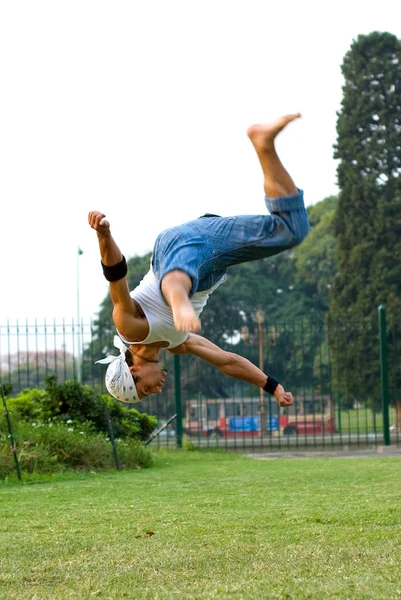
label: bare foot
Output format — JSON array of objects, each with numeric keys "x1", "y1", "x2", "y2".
[
  {"x1": 173, "y1": 303, "x2": 201, "y2": 333},
  {"x1": 247, "y1": 113, "x2": 301, "y2": 150},
  {"x1": 161, "y1": 271, "x2": 202, "y2": 333}
]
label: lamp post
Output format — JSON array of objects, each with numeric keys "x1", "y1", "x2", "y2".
[
  {"x1": 255, "y1": 310, "x2": 267, "y2": 436},
  {"x1": 76, "y1": 247, "x2": 83, "y2": 382}
]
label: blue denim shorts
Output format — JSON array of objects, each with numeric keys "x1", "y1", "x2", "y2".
[{"x1": 152, "y1": 189, "x2": 310, "y2": 295}]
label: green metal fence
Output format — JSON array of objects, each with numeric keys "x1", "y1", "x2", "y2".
[{"x1": 1, "y1": 308, "x2": 400, "y2": 451}]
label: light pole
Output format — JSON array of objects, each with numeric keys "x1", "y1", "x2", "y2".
[
  {"x1": 76, "y1": 247, "x2": 83, "y2": 382},
  {"x1": 255, "y1": 310, "x2": 267, "y2": 436}
]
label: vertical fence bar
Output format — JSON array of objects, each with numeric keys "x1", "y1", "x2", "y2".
[
  {"x1": 89, "y1": 319, "x2": 94, "y2": 387},
  {"x1": 337, "y1": 390, "x2": 342, "y2": 442},
  {"x1": 25, "y1": 319, "x2": 30, "y2": 389},
  {"x1": 255, "y1": 311, "x2": 266, "y2": 446},
  {"x1": 104, "y1": 403, "x2": 121, "y2": 471},
  {"x1": 1, "y1": 384, "x2": 22, "y2": 481},
  {"x1": 174, "y1": 355, "x2": 183, "y2": 448},
  {"x1": 290, "y1": 319, "x2": 296, "y2": 449},
  {"x1": 16, "y1": 320, "x2": 21, "y2": 392},
  {"x1": 71, "y1": 318, "x2": 76, "y2": 380},
  {"x1": 44, "y1": 319, "x2": 49, "y2": 380},
  {"x1": 62, "y1": 319, "x2": 67, "y2": 382},
  {"x1": 378, "y1": 306, "x2": 390, "y2": 446},
  {"x1": 53, "y1": 319, "x2": 57, "y2": 378},
  {"x1": 7, "y1": 321, "x2": 12, "y2": 387},
  {"x1": 300, "y1": 318, "x2": 307, "y2": 448}
]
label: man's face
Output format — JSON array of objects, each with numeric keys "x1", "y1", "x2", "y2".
[{"x1": 129, "y1": 362, "x2": 168, "y2": 398}]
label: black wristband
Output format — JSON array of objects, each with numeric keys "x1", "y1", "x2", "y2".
[
  {"x1": 101, "y1": 256, "x2": 128, "y2": 282},
  {"x1": 263, "y1": 376, "x2": 279, "y2": 395}
]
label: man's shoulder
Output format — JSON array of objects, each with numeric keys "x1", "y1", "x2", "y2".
[{"x1": 112, "y1": 297, "x2": 149, "y2": 342}]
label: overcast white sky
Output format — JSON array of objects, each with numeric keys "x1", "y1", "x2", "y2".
[{"x1": 1, "y1": 0, "x2": 401, "y2": 324}]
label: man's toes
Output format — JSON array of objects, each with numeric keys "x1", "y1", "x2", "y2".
[{"x1": 191, "y1": 318, "x2": 201, "y2": 332}]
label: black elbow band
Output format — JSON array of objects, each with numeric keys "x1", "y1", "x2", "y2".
[
  {"x1": 263, "y1": 376, "x2": 279, "y2": 395},
  {"x1": 101, "y1": 256, "x2": 128, "y2": 282}
]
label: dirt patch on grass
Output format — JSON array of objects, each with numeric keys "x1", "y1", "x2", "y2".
[{"x1": 248, "y1": 446, "x2": 401, "y2": 460}]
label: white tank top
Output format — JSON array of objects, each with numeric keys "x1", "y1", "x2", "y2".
[{"x1": 118, "y1": 269, "x2": 226, "y2": 349}]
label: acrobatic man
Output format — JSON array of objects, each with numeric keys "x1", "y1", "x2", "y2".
[{"x1": 90, "y1": 114, "x2": 310, "y2": 407}]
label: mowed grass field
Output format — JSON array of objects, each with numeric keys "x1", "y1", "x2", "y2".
[{"x1": 0, "y1": 452, "x2": 400, "y2": 600}]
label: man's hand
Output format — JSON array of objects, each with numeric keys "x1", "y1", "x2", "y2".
[
  {"x1": 273, "y1": 384, "x2": 294, "y2": 408},
  {"x1": 88, "y1": 211, "x2": 110, "y2": 236}
]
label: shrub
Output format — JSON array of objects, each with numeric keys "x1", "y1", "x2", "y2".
[
  {"x1": 0, "y1": 383, "x2": 13, "y2": 397},
  {"x1": 104, "y1": 396, "x2": 157, "y2": 441},
  {"x1": 5, "y1": 388, "x2": 48, "y2": 421},
  {"x1": 2, "y1": 376, "x2": 157, "y2": 442},
  {"x1": 44, "y1": 375, "x2": 157, "y2": 441},
  {"x1": 0, "y1": 419, "x2": 153, "y2": 478},
  {"x1": 0, "y1": 376, "x2": 158, "y2": 478}
]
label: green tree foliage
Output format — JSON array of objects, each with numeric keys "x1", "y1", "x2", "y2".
[
  {"x1": 294, "y1": 196, "x2": 338, "y2": 313},
  {"x1": 329, "y1": 31, "x2": 401, "y2": 408}
]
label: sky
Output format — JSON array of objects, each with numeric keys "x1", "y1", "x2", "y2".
[{"x1": 1, "y1": 0, "x2": 401, "y2": 325}]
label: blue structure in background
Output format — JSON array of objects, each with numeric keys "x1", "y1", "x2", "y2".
[{"x1": 229, "y1": 416, "x2": 279, "y2": 432}]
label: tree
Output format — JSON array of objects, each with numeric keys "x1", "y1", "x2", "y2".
[
  {"x1": 329, "y1": 31, "x2": 401, "y2": 409},
  {"x1": 294, "y1": 196, "x2": 338, "y2": 313}
]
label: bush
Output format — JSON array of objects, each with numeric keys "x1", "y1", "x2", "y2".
[
  {"x1": 2, "y1": 376, "x2": 157, "y2": 442},
  {"x1": 5, "y1": 388, "x2": 48, "y2": 420},
  {"x1": 0, "y1": 418, "x2": 153, "y2": 478},
  {"x1": 0, "y1": 377, "x2": 158, "y2": 478},
  {"x1": 0, "y1": 383, "x2": 13, "y2": 397},
  {"x1": 104, "y1": 396, "x2": 157, "y2": 441}
]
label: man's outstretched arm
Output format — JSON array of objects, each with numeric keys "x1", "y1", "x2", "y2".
[
  {"x1": 88, "y1": 211, "x2": 144, "y2": 338},
  {"x1": 170, "y1": 333, "x2": 294, "y2": 408}
]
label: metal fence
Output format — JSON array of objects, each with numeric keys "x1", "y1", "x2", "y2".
[{"x1": 1, "y1": 307, "x2": 400, "y2": 451}]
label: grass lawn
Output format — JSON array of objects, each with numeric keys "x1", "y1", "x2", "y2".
[
  {"x1": 336, "y1": 407, "x2": 398, "y2": 436},
  {"x1": 0, "y1": 451, "x2": 400, "y2": 599}
]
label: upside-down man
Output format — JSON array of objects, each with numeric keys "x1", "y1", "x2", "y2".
[{"x1": 90, "y1": 114, "x2": 310, "y2": 408}]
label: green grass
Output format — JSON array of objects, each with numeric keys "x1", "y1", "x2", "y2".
[
  {"x1": 336, "y1": 407, "x2": 398, "y2": 435},
  {"x1": 1, "y1": 452, "x2": 401, "y2": 599}
]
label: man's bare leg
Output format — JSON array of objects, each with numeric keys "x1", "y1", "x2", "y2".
[
  {"x1": 247, "y1": 113, "x2": 301, "y2": 197},
  {"x1": 161, "y1": 270, "x2": 201, "y2": 333},
  {"x1": 162, "y1": 115, "x2": 300, "y2": 333}
]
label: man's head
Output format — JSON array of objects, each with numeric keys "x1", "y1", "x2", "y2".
[
  {"x1": 125, "y1": 348, "x2": 168, "y2": 399},
  {"x1": 96, "y1": 336, "x2": 167, "y2": 404}
]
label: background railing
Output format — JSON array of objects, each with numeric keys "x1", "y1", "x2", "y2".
[{"x1": 1, "y1": 307, "x2": 400, "y2": 451}]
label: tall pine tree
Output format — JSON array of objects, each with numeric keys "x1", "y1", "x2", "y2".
[{"x1": 330, "y1": 31, "x2": 401, "y2": 409}]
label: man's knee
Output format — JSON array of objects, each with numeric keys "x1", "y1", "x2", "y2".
[
  {"x1": 161, "y1": 270, "x2": 193, "y2": 298},
  {"x1": 290, "y1": 210, "x2": 310, "y2": 246}
]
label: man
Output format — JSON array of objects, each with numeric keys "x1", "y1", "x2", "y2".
[{"x1": 90, "y1": 113, "x2": 310, "y2": 408}]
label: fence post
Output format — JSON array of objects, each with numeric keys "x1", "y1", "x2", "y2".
[
  {"x1": 104, "y1": 403, "x2": 121, "y2": 471},
  {"x1": 336, "y1": 390, "x2": 342, "y2": 436},
  {"x1": 378, "y1": 305, "x2": 390, "y2": 446},
  {"x1": 1, "y1": 383, "x2": 22, "y2": 481},
  {"x1": 174, "y1": 355, "x2": 183, "y2": 448}
]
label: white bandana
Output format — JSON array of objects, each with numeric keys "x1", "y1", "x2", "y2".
[{"x1": 95, "y1": 335, "x2": 140, "y2": 404}]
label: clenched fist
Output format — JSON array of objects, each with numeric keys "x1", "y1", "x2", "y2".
[
  {"x1": 273, "y1": 384, "x2": 294, "y2": 408},
  {"x1": 88, "y1": 211, "x2": 110, "y2": 236}
]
